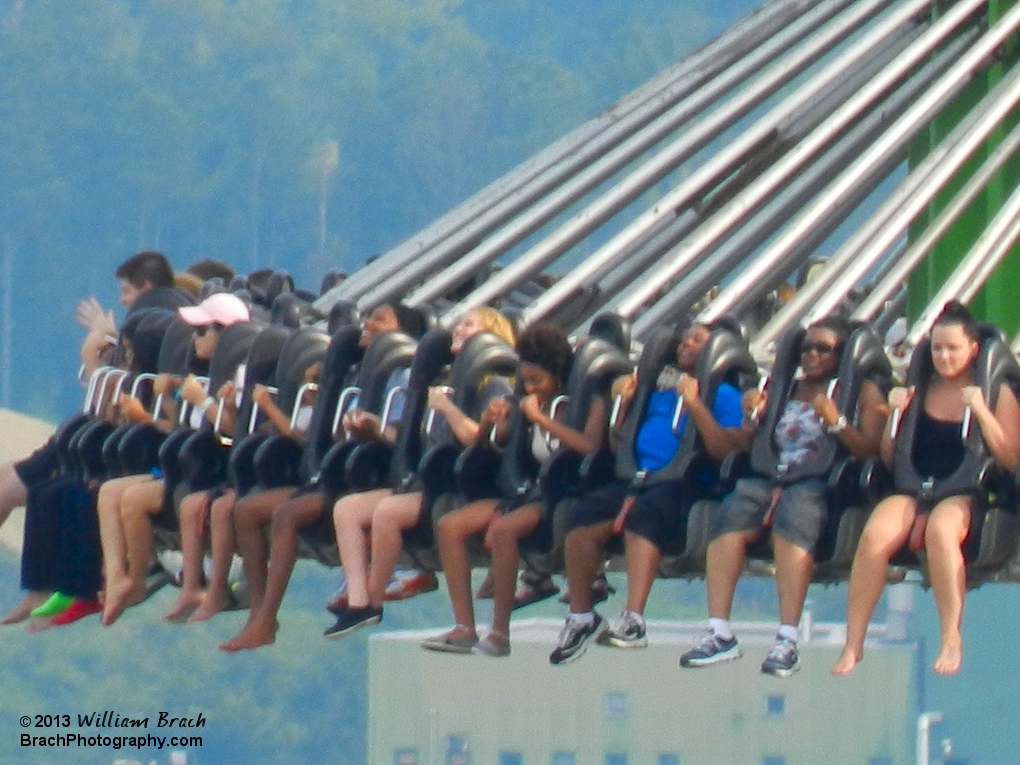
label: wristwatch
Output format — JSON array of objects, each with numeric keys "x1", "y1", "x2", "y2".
[{"x1": 826, "y1": 414, "x2": 848, "y2": 434}]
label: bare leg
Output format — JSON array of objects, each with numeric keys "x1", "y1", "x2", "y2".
[
  {"x1": 564, "y1": 520, "x2": 614, "y2": 614},
  {"x1": 705, "y1": 530, "x2": 760, "y2": 620},
  {"x1": 333, "y1": 489, "x2": 391, "y2": 608},
  {"x1": 97, "y1": 475, "x2": 150, "y2": 595},
  {"x1": 102, "y1": 479, "x2": 164, "y2": 625},
  {"x1": 0, "y1": 461, "x2": 27, "y2": 529},
  {"x1": 163, "y1": 490, "x2": 211, "y2": 621},
  {"x1": 773, "y1": 534, "x2": 814, "y2": 628},
  {"x1": 435, "y1": 499, "x2": 497, "y2": 638},
  {"x1": 222, "y1": 492, "x2": 324, "y2": 651},
  {"x1": 486, "y1": 504, "x2": 542, "y2": 646},
  {"x1": 231, "y1": 488, "x2": 297, "y2": 615},
  {"x1": 831, "y1": 495, "x2": 915, "y2": 675},
  {"x1": 366, "y1": 493, "x2": 423, "y2": 606},
  {"x1": 926, "y1": 496, "x2": 970, "y2": 676},
  {"x1": 189, "y1": 490, "x2": 238, "y2": 622},
  {"x1": 0, "y1": 455, "x2": 44, "y2": 623},
  {"x1": 218, "y1": 487, "x2": 298, "y2": 649},
  {"x1": 623, "y1": 531, "x2": 660, "y2": 615}
]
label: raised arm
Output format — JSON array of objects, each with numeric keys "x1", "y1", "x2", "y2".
[
  {"x1": 813, "y1": 379, "x2": 887, "y2": 461},
  {"x1": 521, "y1": 393, "x2": 607, "y2": 456},
  {"x1": 964, "y1": 383, "x2": 1020, "y2": 472},
  {"x1": 679, "y1": 375, "x2": 748, "y2": 461}
]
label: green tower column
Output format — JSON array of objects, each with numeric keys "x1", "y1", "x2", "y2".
[{"x1": 908, "y1": 0, "x2": 1020, "y2": 335}]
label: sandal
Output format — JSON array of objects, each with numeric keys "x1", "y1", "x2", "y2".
[
  {"x1": 421, "y1": 626, "x2": 478, "y2": 654},
  {"x1": 474, "y1": 630, "x2": 511, "y2": 657}
]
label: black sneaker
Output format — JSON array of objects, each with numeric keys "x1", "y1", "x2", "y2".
[
  {"x1": 679, "y1": 630, "x2": 742, "y2": 668},
  {"x1": 760, "y1": 637, "x2": 800, "y2": 677},
  {"x1": 323, "y1": 605, "x2": 382, "y2": 640},
  {"x1": 596, "y1": 611, "x2": 648, "y2": 648},
  {"x1": 549, "y1": 613, "x2": 603, "y2": 665}
]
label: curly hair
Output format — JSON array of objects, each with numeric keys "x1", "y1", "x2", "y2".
[{"x1": 516, "y1": 323, "x2": 572, "y2": 386}]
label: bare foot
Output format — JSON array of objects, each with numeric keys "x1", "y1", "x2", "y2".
[
  {"x1": 101, "y1": 579, "x2": 146, "y2": 626},
  {"x1": 933, "y1": 636, "x2": 962, "y2": 675},
  {"x1": 219, "y1": 618, "x2": 278, "y2": 652},
  {"x1": 1, "y1": 592, "x2": 50, "y2": 625},
  {"x1": 25, "y1": 616, "x2": 58, "y2": 634},
  {"x1": 162, "y1": 590, "x2": 204, "y2": 623},
  {"x1": 830, "y1": 646, "x2": 863, "y2": 676},
  {"x1": 187, "y1": 591, "x2": 230, "y2": 623}
]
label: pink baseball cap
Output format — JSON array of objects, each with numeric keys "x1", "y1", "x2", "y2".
[{"x1": 178, "y1": 293, "x2": 250, "y2": 328}]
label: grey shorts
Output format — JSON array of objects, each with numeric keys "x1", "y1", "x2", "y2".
[{"x1": 711, "y1": 477, "x2": 828, "y2": 554}]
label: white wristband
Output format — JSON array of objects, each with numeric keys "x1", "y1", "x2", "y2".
[{"x1": 195, "y1": 396, "x2": 216, "y2": 418}]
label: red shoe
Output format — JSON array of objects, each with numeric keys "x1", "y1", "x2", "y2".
[
  {"x1": 50, "y1": 599, "x2": 102, "y2": 626},
  {"x1": 384, "y1": 570, "x2": 438, "y2": 601}
]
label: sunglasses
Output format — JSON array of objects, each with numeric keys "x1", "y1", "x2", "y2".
[
  {"x1": 801, "y1": 341, "x2": 838, "y2": 356},
  {"x1": 194, "y1": 324, "x2": 223, "y2": 338}
]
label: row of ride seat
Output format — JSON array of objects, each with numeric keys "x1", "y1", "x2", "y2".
[{"x1": 61, "y1": 305, "x2": 1020, "y2": 590}]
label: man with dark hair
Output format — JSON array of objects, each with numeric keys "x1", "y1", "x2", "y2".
[
  {"x1": 113, "y1": 250, "x2": 176, "y2": 304},
  {"x1": 0, "y1": 250, "x2": 191, "y2": 624},
  {"x1": 80, "y1": 251, "x2": 192, "y2": 381}
]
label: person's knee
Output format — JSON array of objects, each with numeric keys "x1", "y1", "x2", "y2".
[
  {"x1": 436, "y1": 510, "x2": 464, "y2": 542},
  {"x1": 925, "y1": 516, "x2": 963, "y2": 549},
  {"x1": 0, "y1": 465, "x2": 26, "y2": 509}
]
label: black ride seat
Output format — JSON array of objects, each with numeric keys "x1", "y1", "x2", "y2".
[
  {"x1": 887, "y1": 324, "x2": 1020, "y2": 584},
  {"x1": 716, "y1": 322, "x2": 891, "y2": 581},
  {"x1": 611, "y1": 321, "x2": 761, "y2": 578},
  {"x1": 295, "y1": 329, "x2": 418, "y2": 565},
  {"x1": 148, "y1": 321, "x2": 264, "y2": 547},
  {"x1": 398, "y1": 330, "x2": 518, "y2": 569}
]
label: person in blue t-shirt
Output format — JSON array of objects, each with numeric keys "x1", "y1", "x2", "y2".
[{"x1": 549, "y1": 323, "x2": 746, "y2": 664}]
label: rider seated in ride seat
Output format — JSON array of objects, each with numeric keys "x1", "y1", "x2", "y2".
[
  {"x1": 0, "y1": 250, "x2": 190, "y2": 625},
  {"x1": 323, "y1": 307, "x2": 516, "y2": 640},
  {"x1": 97, "y1": 292, "x2": 251, "y2": 626},
  {"x1": 421, "y1": 322, "x2": 607, "y2": 657},
  {"x1": 218, "y1": 302, "x2": 427, "y2": 651},
  {"x1": 832, "y1": 301, "x2": 1020, "y2": 677},
  {"x1": 679, "y1": 316, "x2": 886, "y2": 677},
  {"x1": 161, "y1": 359, "x2": 321, "y2": 623},
  {"x1": 549, "y1": 323, "x2": 746, "y2": 665}
]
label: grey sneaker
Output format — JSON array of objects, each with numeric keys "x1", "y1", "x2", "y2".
[
  {"x1": 760, "y1": 637, "x2": 800, "y2": 677},
  {"x1": 596, "y1": 611, "x2": 648, "y2": 648},
  {"x1": 549, "y1": 613, "x2": 603, "y2": 665},
  {"x1": 679, "y1": 630, "x2": 742, "y2": 668}
]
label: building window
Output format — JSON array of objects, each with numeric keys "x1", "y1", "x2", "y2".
[
  {"x1": 657, "y1": 755, "x2": 681, "y2": 765},
  {"x1": 765, "y1": 695, "x2": 786, "y2": 716},
  {"x1": 605, "y1": 753, "x2": 627, "y2": 765},
  {"x1": 499, "y1": 753, "x2": 523, "y2": 765},
  {"x1": 551, "y1": 753, "x2": 576, "y2": 765},
  {"x1": 762, "y1": 757, "x2": 787, "y2": 765},
  {"x1": 605, "y1": 692, "x2": 628, "y2": 718},
  {"x1": 446, "y1": 735, "x2": 469, "y2": 765},
  {"x1": 394, "y1": 749, "x2": 418, "y2": 765}
]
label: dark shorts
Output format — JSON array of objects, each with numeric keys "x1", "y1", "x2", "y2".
[
  {"x1": 566, "y1": 478, "x2": 692, "y2": 554},
  {"x1": 711, "y1": 477, "x2": 828, "y2": 554},
  {"x1": 13, "y1": 437, "x2": 60, "y2": 492}
]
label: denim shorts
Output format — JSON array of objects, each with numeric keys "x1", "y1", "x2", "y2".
[
  {"x1": 566, "y1": 479, "x2": 692, "y2": 554},
  {"x1": 711, "y1": 477, "x2": 828, "y2": 554}
]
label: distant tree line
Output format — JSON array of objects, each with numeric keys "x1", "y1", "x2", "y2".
[{"x1": 0, "y1": 0, "x2": 726, "y2": 418}]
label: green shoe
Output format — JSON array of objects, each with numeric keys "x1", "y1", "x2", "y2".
[{"x1": 30, "y1": 592, "x2": 74, "y2": 618}]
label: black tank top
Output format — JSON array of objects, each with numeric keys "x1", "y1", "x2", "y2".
[{"x1": 912, "y1": 408, "x2": 966, "y2": 479}]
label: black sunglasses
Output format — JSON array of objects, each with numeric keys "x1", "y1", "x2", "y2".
[
  {"x1": 801, "y1": 341, "x2": 839, "y2": 356},
  {"x1": 194, "y1": 324, "x2": 223, "y2": 337}
]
